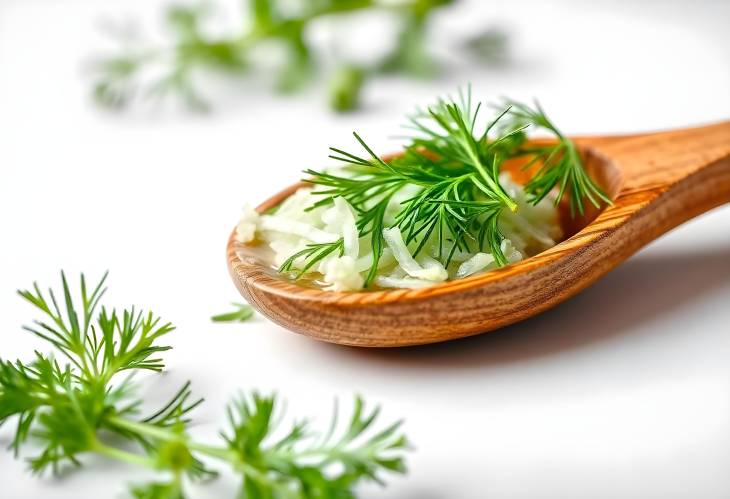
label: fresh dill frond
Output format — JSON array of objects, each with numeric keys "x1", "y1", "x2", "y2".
[
  {"x1": 211, "y1": 302, "x2": 255, "y2": 323},
  {"x1": 294, "y1": 89, "x2": 523, "y2": 284},
  {"x1": 280, "y1": 239, "x2": 345, "y2": 278},
  {"x1": 1, "y1": 272, "x2": 410, "y2": 497},
  {"x1": 499, "y1": 99, "x2": 613, "y2": 215},
  {"x1": 275, "y1": 88, "x2": 611, "y2": 287},
  {"x1": 221, "y1": 394, "x2": 408, "y2": 497},
  {"x1": 404, "y1": 88, "x2": 521, "y2": 212},
  {"x1": 91, "y1": 0, "x2": 455, "y2": 112}
]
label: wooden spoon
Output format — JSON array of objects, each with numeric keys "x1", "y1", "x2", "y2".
[{"x1": 227, "y1": 122, "x2": 730, "y2": 347}]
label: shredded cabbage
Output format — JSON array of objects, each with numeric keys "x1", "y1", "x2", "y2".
[
  {"x1": 382, "y1": 227, "x2": 449, "y2": 282},
  {"x1": 235, "y1": 204, "x2": 260, "y2": 243},
  {"x1": 321, "y1": 256, "x2": 364, "y2": 291},
  {"x1": 236, "y1": 175, "x2": 561, "y2": 290},
  {"x1": 323, "y1": 197, "x2": 359, "y2": 259}
]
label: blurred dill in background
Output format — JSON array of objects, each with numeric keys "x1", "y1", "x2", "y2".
[{"x1": 91, "y1": 0, "x2": 506, "y2": 113}]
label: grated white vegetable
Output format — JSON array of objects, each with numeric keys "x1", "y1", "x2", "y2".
[
  {"x1": 322, "y1": 197, "x2": 359, "y2": 259},
  {"x1": 456, "y1": 253, "x2": 495, "y2": 278},
  {"x1": 235, "y1": 204, "x2": 260, "y2": 243},
  {"x1": 259, "y1": 216, "x2": 337, "y2": 244},
  {"x1": 321, "y1": 256, "x2": 364, "y2": 291},
  {"x1": 236, "y1": 175, "x2": 561, "y2": 290},
  {"x1": 382, "y1": 227, "x2": 449, "y2": 282}
]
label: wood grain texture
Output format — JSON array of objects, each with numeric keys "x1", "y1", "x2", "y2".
[{"x1": 227, "y1": 121, "x2": 730, "y2": 347}]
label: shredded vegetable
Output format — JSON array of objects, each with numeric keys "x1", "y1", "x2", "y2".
[
  {"x1": 233, "y1": 90, "x2": 609, "y2": 291},
  {"x1": 236, "y1": 174, "x2": 561, "y2": 290}
]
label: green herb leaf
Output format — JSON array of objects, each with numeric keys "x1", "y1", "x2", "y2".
[
  {"x1": 281, "y1": 88, "x2": 611, "y2": 285},
  {"x1": 499, "y1": 99, "x2": 613, "y2": 215},
  {"x1": 91, "y1": 0, "x2": 452, "y2": 112},
  {"x1": 1, "y1": 273, "x2": 410, "y2": 497},
  {"x1": 328, "y1": 65, "x2": 366, "y2": 112},
  {"x1": 210, "y1": 302, "x2": 255, "y2": 323}
]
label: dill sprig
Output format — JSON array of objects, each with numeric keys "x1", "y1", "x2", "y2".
[
  {"x1": 211, "y1": 302, "x2": 255, "y2": 322},
  {"x1": 280, "y1": 239, "x2": 345, "y2": 278},
  {"x1": 279, "y1": 88, "x2": 611, "y2": 286},
  {"x1": 92, "y1": 0, "x2": 454, "y2": 112},
  {"x1": 499, "y1": 99, "x2": 613, "y2": 216},
  {"x1": 1, "y1": 272, "x2": 410, "y2": 497}
]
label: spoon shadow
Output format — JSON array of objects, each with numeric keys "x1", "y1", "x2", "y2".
[{"x1": 324, "y1": 246, "x2": 730, "y2": 369}]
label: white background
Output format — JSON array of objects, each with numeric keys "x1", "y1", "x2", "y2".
[{"x1": 2, "y1": 0, "x2": 730, "y2": 497}]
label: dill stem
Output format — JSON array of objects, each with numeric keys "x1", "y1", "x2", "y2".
[
  {"x1": 106, "y1": 415, "x2": 303, "y2": 484},
  {"x1": 92, "y1": 440, "x2": 158, "y2": 469},
  {"x1": 186, "y1": 442, "x2": 234, "y2": 460},
  {"x1": 107, "y1": 416, "x2": 174, "y2": 441},
  {"x1": 106, "y1": 417, "x2": 276, "y2": 487},
  {"x1": 106, "y1": 415, "x2": 238, "y2": 461},
  {"x1": 466, "y1": 151, "x2": 517, "y2": 212}
]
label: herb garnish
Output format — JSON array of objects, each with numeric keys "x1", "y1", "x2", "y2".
[
  {"x1": 211, "y1": 302, "x2": 255, "y2": 322},
  {"x1": 501, "y1": 99, "x2": 613, "y2": 216},
  {"x1": 91, "y1": 0, "x2": 454, "y2": 112},
  {"x1": 1, "y1": 272, "x2": 409, "y2": 497},
  {"x1": 279, "y1": 88, "x2": 611, "y2": 287}
]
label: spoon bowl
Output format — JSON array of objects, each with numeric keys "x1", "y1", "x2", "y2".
[{"x1": 228, "y1": 122, "x2": 730, "y2": 347}]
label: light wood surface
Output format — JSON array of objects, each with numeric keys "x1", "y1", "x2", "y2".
[{"x1": 227, "y1": 122, "x2": 730, "y2": 347}]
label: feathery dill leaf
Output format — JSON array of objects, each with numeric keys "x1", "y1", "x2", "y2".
[
  {"x1": 92, "y1": 0, "x2": 455, "y2": 112},
  {"x1": 211, "y1": 302, "x2": 255, "y2": 323},
  {"x1": 499, "y1": 99, "x2": 612, "y2": 215},
  {"x1": 280, "y1": 239, "x2": 345, "y2": 278},
  {"x1": 277, "y1": 88, "x2": 610, "y2": 286},
  {"x1": 289, "y1": 88, "x2": 519, "y2": 283},
  {"x1": 1, "y1": 272, "x2": 410, "y2": 497}
]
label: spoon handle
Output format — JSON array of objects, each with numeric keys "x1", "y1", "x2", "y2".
[
  {"x1": 589, "y1": 120, "x2": 730, "y2": 188},
  {"x1": 584, "y1": 121, "x2": 730, "y2": 229}
]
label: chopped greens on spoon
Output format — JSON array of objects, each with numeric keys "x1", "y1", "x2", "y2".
[{"x1": 235, "y1": 88, "x2": 611, "y2": 291}]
